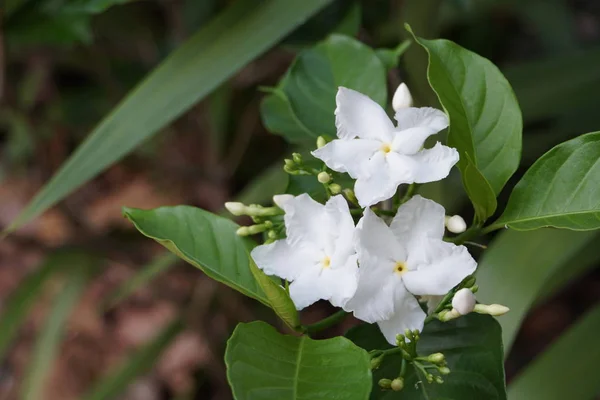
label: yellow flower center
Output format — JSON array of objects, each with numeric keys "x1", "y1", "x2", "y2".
[
  {"x1": 394, "y1": 261, "x2": 407, "y2": 275},
  {"x1": 322, "y1": 256, "x2": 331, "y2": 269},
  {"x1": 381, "y1": 143, "x2": 392, "y2": 154}
]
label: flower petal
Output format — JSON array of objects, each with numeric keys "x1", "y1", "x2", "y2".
[
  {"x1": 390, "y1": 126, "x2": 439, "y2": 155},
  {"x1": 283, "y1": 193, "x2": 328, "y2": 248},
  {"x1": 390, "y1": 195, "x2": 446, "y2": 244},
  {"x1": 311, "y1": 139, "x2": 380, "y2": 179},
  {"x1": 403, "y1": 240, "x2": 477, "y2": 296},
  {"x1": 353, "y1": 152, "x2": 398, "y2": 207},
  {"x1": 410, "y1": 142, "x2": 460, "y2": 184},
  {"x1": 326, "y1": 195, "x2": 357, "y2": 269},
  {"x1": 288, "y1": 266, "x2": 324, "y2": 310},
  {"x1": 377, "y1": 287, "x2": 426, "y2": 345},
  {"x1": 335, "y1": 87, "x2": 394, "y2": 141},
  {"x1": 251, "y1": 240, "x2": 319, "y2": 282},
  {"x1": 320, "y1": 255, "x2": 359, "y2": 308},
  {"x1": 394, "y1": 107, "x2": 448, "y2": 132},
  {"x1": 356, "y1": 208, "x2": 406, "y2": 261}
]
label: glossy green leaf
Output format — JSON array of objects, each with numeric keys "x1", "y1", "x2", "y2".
[
  {"x1": 347, "y1": 314, "x2": 505, "y2": 400},
  {"x1": 82, "y1": 318, "x2": 183, "y2": 400},
  {"x1": 408, "y1": 26, "x2": 522, "y2": 219},
  {"x1": 475, "y1": 228, "x2": 596, "y2": 352},
  {"x1": 5, "y1": 0, "x2": 333, "y2": 234},
  {"x1": 463, "y1": 157, "x2": 497, "y2": 223},
  {"x1": 508, "y1": 305, "x2": 600, "y2": 400},
  {"x1": 492, "y1": 132, "x2": 600, "y2": 231},
  {"x1": 124, "y1": 206, "x2": 269, "y2": 306},
  {"x1": 261, "y1": 34, "x2": 387, "y2": 144},
  {"x1": 226, "y1": 321, "x2": 372, "y2": 400},
  {"x1": 22, "y1": 253, "x2": 96, "y2": 400},
  {"x1": 249, "y1": 259, "x2": 301, "y2": 331}
]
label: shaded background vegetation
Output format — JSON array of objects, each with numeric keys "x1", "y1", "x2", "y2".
[{"x1": 0, "y1": 0, "x2": 599, "y2": 399}]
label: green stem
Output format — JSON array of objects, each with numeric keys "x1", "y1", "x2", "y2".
[
  {"x1": 399, "y1": 183, "x2": 418, "y2": 204},
  {"x1": 399, "y1": 358, "x2": 407, "y2": 377},
  {"x1": 303, "y1": 310, "x2": 348, "y2": 334},
  {"x1": 446, "y1": 224, "x2": 482, "y2": 245},
  {"x1": 481, "y1": 222, "x2": 505, "y2": 235}
]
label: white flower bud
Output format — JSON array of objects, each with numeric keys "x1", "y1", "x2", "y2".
[
  {"x1": 452, "y1": 288, "x2": 476, "y2": 315},
  {"x1": 316, "y1": 136, "x2": 327, "y2": 148},
  {"x1": 273, "y1": 194, "x2": 294, "y2": 209},
  {"x1": 317, "y1": 171, "x2": 331, "y2": 184},
  {"x1": 236, "y1": 226, "x2": 250, "y2": 236},
  {"x1": 445, "y1": 215, "x2": 467, "y2": 233},
  {"x1": 392, "y1": 83, "x2": 413, "y2": 111},
  {"x1": 225, "y1": 202, "x2": 247, "y2": 216},
  {"x1": 474, "y1": 303, "x2": 510, "y2": 316},
  {"x1": 329, "y1": 183, "x2": 342, "y2": 194}
]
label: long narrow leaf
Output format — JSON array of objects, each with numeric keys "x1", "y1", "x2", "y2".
[
  {"x1": 5, "y1": 0, "x2": 333, "y2": 234},
  {"x1": 508, "y1": 305, "x2": 600, "y2": 400}
]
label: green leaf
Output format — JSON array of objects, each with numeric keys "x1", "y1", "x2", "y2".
[
  {"x1": 407, "y1": 26, "x2": 522, "y2": 216},
  {"x1": 5, "y1": 0, "x2": 333, "y2": 234},
  {"x1": 507, "y1": 305, "x2": 600, "y2": 400},
  {"x1": 225, "y1": 321, "x2": 372, "y2": 400},
  {"x1": 82, "y1": 318, "x2": 183, "y2": 400},
  {"x1": 346, "y1": 314, "x2": 506, "y2": 400},
  {"x1": 249, "y1": 259, "x2": 301, "y2": 331},
  {"x1": 123, "y1": 206, "x2": 269, "y2": 306},
  {"x1": 463, "y1": 156, "x2": 497, "y2": 223},
  {"x1": 475, "y1": 228, "x2": 596, "y2": 352},
  {"x1": 261, "y1": 34, "x2": 387, "y2": 144},
  {"x1": 491, "y1": 131, "x2": 600, "y2": 231},
  {"x1": 22, "y1": 253, "x2": 96, "y2": 400}
]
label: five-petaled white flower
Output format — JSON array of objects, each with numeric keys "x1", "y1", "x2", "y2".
[
  {"x1": 312, "y1": 87, "x2": 459, "y2": 207},
  {"x1": 251, "y1": 194, "x2": 358, "y2": 310},
  {"x1": 344, "y1": 195, "x2": 477, "y2": 345}
]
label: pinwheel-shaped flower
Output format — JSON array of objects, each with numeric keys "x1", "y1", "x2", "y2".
[
  {"x1": 313, "y1": 87, "x2": 459, "y2": 207},
  {"x1": 251, "y1": 194, "x2": 358, "y2": 310},
  {"x1": 344, "y1": 195, "x2": 476, "y2": 344}
]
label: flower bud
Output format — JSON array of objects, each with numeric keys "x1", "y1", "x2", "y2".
[
  {"x1": 452, "y1": 288, "x2": 476, "y2": 315},
  {"x1": 284, "y1": 159, "x2": 295, "y2": 169},
  {"x1": 392, "y1": 83, "x2": 413, "y2": 111},
  {"x1": 378, "y1": 378, "x2": 392, "y2": 389},
  {"x1": 343, "y1": 188, "x2": 358, "y2": 205},
  {"x1": 267, "y1": 230, "x2": 278, "y2": 239},
  {"x1": 474, "y1": 304, "x2": 510, "y2": 316},
  {"x1": 445, "y1": 215, "x2": 467, "y2": 233},
  {"x1": 292, "y1": 152, "x2": 302, "y2": 164},
  {"x1": 225, "y1": 202, "x2": 247, "y2": 216},
  {"x1": 329, "y1": 183, "x2": 342, "y2": 194},
  {"x1": 425, "y1": 374, "x2": 434, "y2": 383},
  {"x1": 391, "y1": 378, "x2": 404, "y2": 392},
  {"x1": 438, "y1": 308, "x2": 460, "y2": 322},
  {"x1": 317, "y1": 171, "x2": 331, "y2": 184},
  {"x1": 428, "y1": 353, "x2": 445, "y2": 364},
  {"x1": 370, "y1": 356, "x2": 383, "y2": 370},
  {"x1": 434, "y1": 376, "x2": 444, "y2": 384},
  {"x1": 439, "y1": 366, "x2": 451, "y2": 375},
  {"x1": 273, "y1": 194, "x2": 294, "y2": 209},
  {"x1": 316, "y1": 136, "x2": 327, "y2": 148},
  {"x1": 236, "y1": 226, "x2": 250, "y2": 236}
]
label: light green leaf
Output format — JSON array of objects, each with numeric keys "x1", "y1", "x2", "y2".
[
  {"x1": 408, "y1": 26, "x2": 522, "y2": 218},
  {"x1": 249, "y1": 260, "x2": 301, "y2": 331},
  {"x1": 346, "y1": 314, "x2": 506, "y2": 400},
  {"x1": 475, "y1": 228, "x2": 596, "y2": 352},
  {"x1": 22, "y1": 253, "x2": 96, "y2": 400},
  {"x1": 123, "y1": 206, "x2": 268, "y2": 306},
  {"x1": 508, "y1": 305, "x2": 600, "y2": 400},
  {"x1": 225, "y1": 321, "x2": 372, "y2": 400},
  {"x1": 463, "y1": 156, "x2": 497, "y2": 223},
  {"x1": 491, "y1": 131, "x2": 600, "y2": 231},
  {"x1": 5, "y1": 0, "x2": 333, "y2": 234},
  {"x1": 261, "y1": 34, "x2": 387, "y2": 144},
  {"x1": 82, "y1": 318, "x2": 183, "y2": 400}
]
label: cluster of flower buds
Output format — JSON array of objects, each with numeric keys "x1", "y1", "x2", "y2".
[{"x1": 225, "y1": 201, "x2": 285, "y2": 241}]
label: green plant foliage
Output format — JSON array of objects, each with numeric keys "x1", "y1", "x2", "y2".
[
  {"x1": 261, "y1": 34, "x2": 387, "y2": 144},
  {"x1": 82, "y1": 319, "x2": 184, "y2": 400},
  {"x1": 492, "y1": 131, "x2": 600, "y2": 231},
  {"x1": 346, "y1": 315, "x2": 505, "y2": 400},
  {"x1": 225, "y1": 321, "x2": 372, "y2": 400},
  {"x1": 475, "y1": 228, "x2": 596, "y2": 351},
  {"x1": 5, "y1": 0, "x2": 334, "y2": 235},
  {"x1": 408, "y1": 26, "x2": 522, "y2": 221},
  {"x1": 508, "y1": 305, "x2": 600, "y2": 400},
  {"x1": 123, "y1": 206, "x2": 269, "y2": 306}
]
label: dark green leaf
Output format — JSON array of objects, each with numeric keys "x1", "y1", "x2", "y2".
[
  {"x1": 261, "y1": 34, "x2": 387, "y2": 144},
  {"x1": 475, "y1": 228, "x2": 596, "y2": 351},
  {"x1": 5, "y1": 0, "x2": 334, "y2": 234},
  {"x1": 492, "y1": 132, "x2": 600, "y2": 231},
  {"x1": 508, "y1": 305, "x2": 600, "y2": 400},
  {"x1": 408, "y1": 26, "x2": 522, "y2": 219},
  {"x1": 346, "y1": 314, "x2": 505, "y2": 400},
  {"x1": 226, "y1": 321, "x2": 372, "y2": 400},
  {"x1": 123, "y1": 206, "x2": 268, "y2": 306}
]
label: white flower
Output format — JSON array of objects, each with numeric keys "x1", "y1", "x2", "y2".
[
  {"x1": 392, "y1": 83, "x2": 413, "y2": 110},
  {"x1": 312, "y1": 87, "x2": 459, "y2": 207},
  {"x1": 452, "y1": 288, "x2": 476, "y2": 315},
  {"x1": 251, "y1": 194, "x2": 358, "y2": 310},
  {"x1": 344, "y1": 195, "x2": 477, "y2": 344}
]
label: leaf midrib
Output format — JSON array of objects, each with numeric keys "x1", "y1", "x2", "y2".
[{"x1": 293, "y1": 336, "x2": 306, "y2": 400}]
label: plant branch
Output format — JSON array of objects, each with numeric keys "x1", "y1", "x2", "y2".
[{"x1": 303, "y1": 310, "x2": 348, "y2": 334}]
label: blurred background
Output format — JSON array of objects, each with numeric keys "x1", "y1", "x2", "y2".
[{"x1": 1, "y1": 0, "x2": 599, "y2": 399}]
